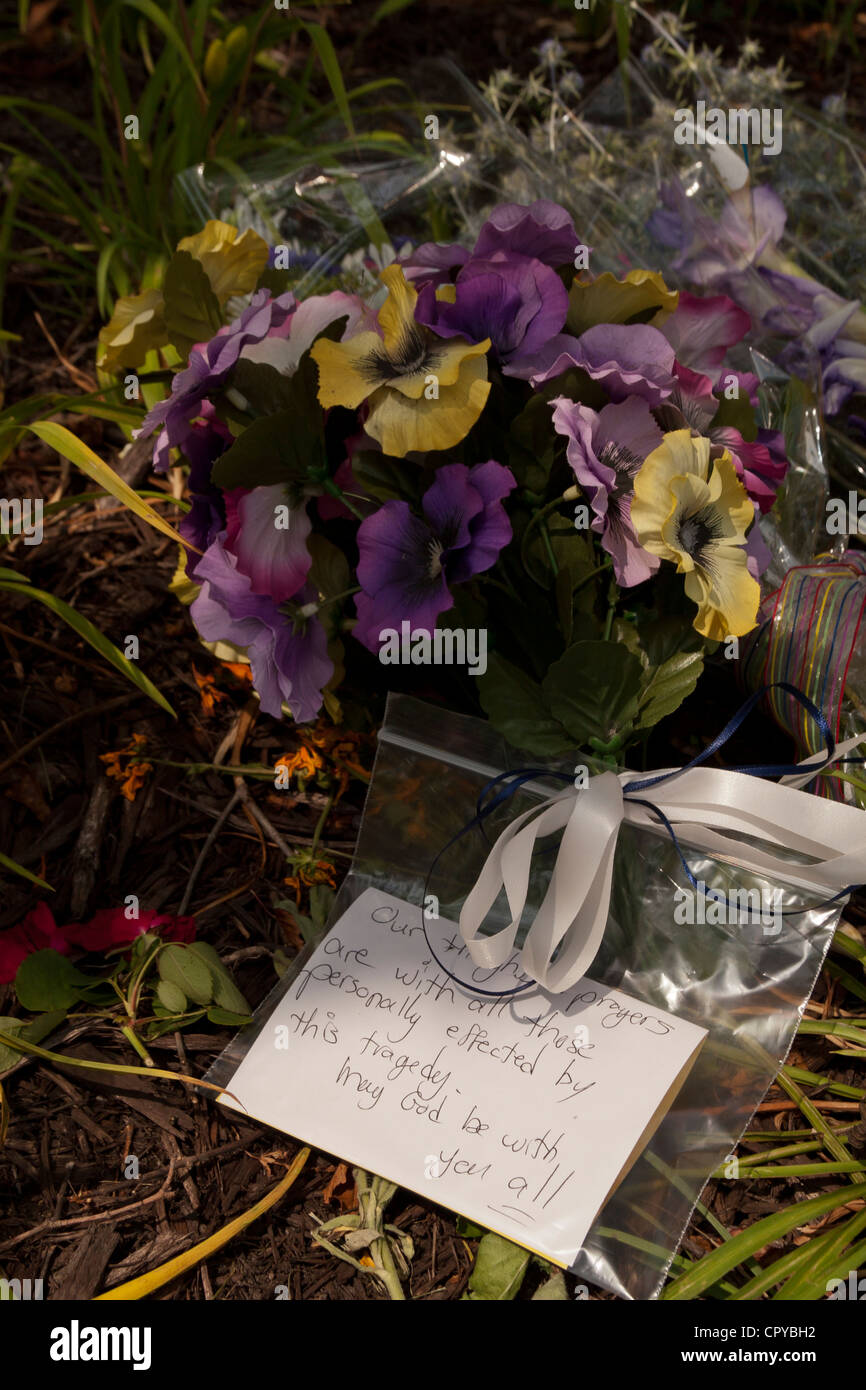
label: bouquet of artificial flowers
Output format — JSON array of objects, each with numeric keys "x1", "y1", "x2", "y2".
[{"x1": 101, "y1": 199, "x2": 790, "y2": 757}]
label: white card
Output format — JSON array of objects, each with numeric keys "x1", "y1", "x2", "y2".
[{"x1": 218, "y1": 888, "x2": 707, "y2": 1268}]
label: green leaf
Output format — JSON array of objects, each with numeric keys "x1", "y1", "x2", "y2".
[
  {"x1": 0, "y1": 1018, "x2": 26, "y2": 1073},
  {"x1": 0, "y1": 1007, "x2": 66, "y2": 1072},
  {"x1": 531, "y1": 1268, "x2": 569, "y2": 1300},
  {"x1": 0, "y1": 579, "x2": 175, "y2": 716},
  {"x1": 228, "y1": 358, "x2": 304, "y2": 417},
  {"x1": 352, "y1": 450, "x2": 419, "y2": 505},
  {"x1": 211, "y1": 409, "x2": 321, "y2": 491},
  {"x1": 14, "y1": 951, "x2": 91, "y2": 1012},
  {"x1": 187, "y1": 942, "x2": 251, "y2": 1015},
  {"x1": 542, "y1": 641, "x2": 643, "y2": 745},
  {"x1": 307, "y1": 533, "x2": 351, "y2": 600},
  {"x1": 478, "y1": 654, "x2": 573, "y2": 757},
  {"x1": 507, "y1": 394, "x2": 556, "y2": 492},
  {"x1": 157, "y1": 943, "x2": 214, "y2": 1007},
  {"x1": 24, "y1": 1009, "x2": 67, "y2": 1043},
  {"x1": 162, "y1": 250, "x2": 223, "y2": 357},
  {"x1": 636, "y1": 650, "x2": 704, "y2": 729},
  {"x1": 455, "y1": 1216, "x2": 485, "y2": 1239},
  {"x1": 663, "y1": 1181, "x2": 866, "y2": 1300},
  {"x1": 639, "y1": 615, "x2": 704, "y2": 668},
  {"x1": 206, "y1": 1006, "x2": 253, "y2": 1027},
  {"x1": 155, "y1": 979, "x2": 187, "y2": 1014},
  {"x1": 463, "y1": 1233, "x2": 530, "y2": 1301}
]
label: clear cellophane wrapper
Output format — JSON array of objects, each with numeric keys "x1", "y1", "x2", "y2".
[{"x1": 207, "y1": 693, "x2": 844, "y2": 1300}]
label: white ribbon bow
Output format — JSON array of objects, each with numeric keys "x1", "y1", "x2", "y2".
[{"x1": 458, "y1": 734, "x2": 866, "y2": 994}]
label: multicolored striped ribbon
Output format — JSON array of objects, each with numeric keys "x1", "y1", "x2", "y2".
[{"x1": 741, "y1": 551, "x2": 866, "y2": 799}]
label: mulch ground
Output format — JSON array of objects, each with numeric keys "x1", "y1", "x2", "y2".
[{"x1": 1, "y1": 0, "x2": 866, "y2": 1303}]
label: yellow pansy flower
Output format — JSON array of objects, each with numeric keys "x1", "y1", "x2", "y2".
[
  {"x1": 631, "y1": 429, "x2": 760, "y2": 640},
  {"x1": 310, "y1": 265, "x2": 491, "y2": 457}
]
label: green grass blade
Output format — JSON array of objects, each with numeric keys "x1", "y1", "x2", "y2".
[
  {"x1": 27, "y1": 422, "x2": 191, "y2": 549},
  {"x1": 0, "y1": 851, "x2": 53, "y2": 891},
  {"x1": 304, "y1": 21, "x2": 355, "y2": 139},
  {"x1": 728, "y1": 1223, "x2": 846, "y2": 1301},
  {"x1": 115, "y1": 0, "x2": 207, "y2": 104},
  {"x1": 0, "y1": 580, "x2": 175, "y2": 716},
  {"x1": 773, "y1": 1208, "x2": 866, "y2": 1300},
  {"x1": 662, "y1": 1182, "x2": 866, "y2": 1300}
]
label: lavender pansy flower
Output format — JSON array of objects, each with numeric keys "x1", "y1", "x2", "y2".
[
  {"x1": 137, "y1": 290, "x2": 296, "y2": 471},
  {"x1": 398, "y1": 241, "x2": 470, "y2": 290},
  {"x1": 551, "y1": 396, "x2": 663, "y2": 586},
  {"x1": 224, "y1": 484, "x2": 313, "y2": 603},
  {"x1": 415, "y1": 251, "x2": 568, "y2": 374},
  {"x1": 472, "y1": 199, "x2": 579, "y2": 268},
  {"x1": 353, "y1": 460, "x2": 516, "y2": 651},
  {"x1": 190, "y1": 534, "x2": 332, "y2": 723},
  {"x1": 238, "y1": 290, "x2": 371, "y2": 377},
  {"x1": 518, "y1": 323, "x2": 676, "y2": 404}
]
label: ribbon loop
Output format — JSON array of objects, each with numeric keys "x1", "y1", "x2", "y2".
[{"x1": 455, "y1": 701, "x2": 866, "y2": 996}]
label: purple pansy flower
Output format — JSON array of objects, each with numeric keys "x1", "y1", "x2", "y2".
[
  {"x1": 472, "y1": 199, "x2": 579, "y2": 267},
  {"x1": 399, "y1": 199, "x2": 580, "y2": 289},
  {"x1": 187, "y1": 482, "x2": 331, "y2": 722},
  {"x1": 551, "y1": 396, "x2": 663, "y2": 587},
  {"x1": 137, "y1": 290, "x2": 296, "y2": 472},
  {"x1": 517, "y1": 322, "x2": 677, "y2": 404},
  {"x1": 399, "y1": 241, "x2": 470, "y2": 290},
  {"x1": 177, "y1": 408, "x2": 230, "y2": 576},
  {"x1": 415, "y1": 251, "x2": 568, "y2": 374},
  {"x1": 353, "y1": 460, "x2": 516, "y2": 651},
  {"x1": 190, "y1": 529, "x2": 332, "y2": 724}
]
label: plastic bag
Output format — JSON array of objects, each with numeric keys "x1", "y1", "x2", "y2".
[{"x1": 208, "y1": 692, "x2": 844, "y2": 1300}]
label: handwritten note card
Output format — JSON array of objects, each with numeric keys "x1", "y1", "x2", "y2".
[{"x1": 218, "y1": 888, "x2": 706, "y2": 1268}]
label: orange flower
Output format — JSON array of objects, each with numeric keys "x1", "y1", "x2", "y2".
[
  {"x1": 283, "y1": 858, "x2": 337, "y2": 904},
  {"x1": 100, "y1": 734, "x2": 153, "y2": 803},
  {"x1": 192, "y1": 664, "x2": 227, "y2": 716},
  {"x1": 221, "y1": 661, "x2": 254, "y2": 685},
  {"x1": 274, "y1": 746, "x2": 323, "y2": 783}
]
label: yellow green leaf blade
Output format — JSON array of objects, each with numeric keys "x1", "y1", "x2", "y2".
[
  {"x1": 0, "y1": 579, "x2": 175, "y2": 716},
  {"x1": 27, "y1": 421, "x2": 194, "y2": 551},
  {"x1": 0, "y1": 850, "x2": 52, "y2": 890}
]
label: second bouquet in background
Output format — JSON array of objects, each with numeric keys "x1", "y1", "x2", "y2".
[{"x1": 109, "y1": 199, "x2": 793, "y2": 758}]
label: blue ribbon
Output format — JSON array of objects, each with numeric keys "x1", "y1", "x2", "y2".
[{"x1": 420, "y1": 683, "x2": 860, "y2": 998}]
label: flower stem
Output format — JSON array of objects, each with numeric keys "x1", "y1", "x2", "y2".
[
  {"x1": 120, "y1": 1023, "x2": 155, "y2": 1068},
  {"x1": 321, "y1": 477, "x2": 365, "y2": 522},
  {"x1": 300, "y1": 585, "x2": 361, "y2": 618},
  {"x1": 310, "y1": 791, "x2": 336, "y2": 859}
]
